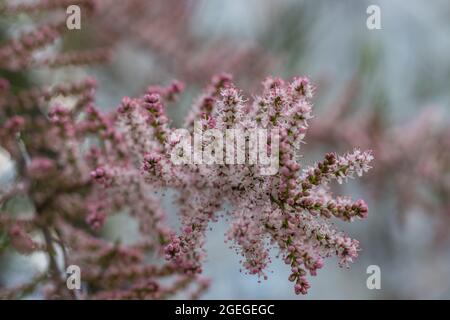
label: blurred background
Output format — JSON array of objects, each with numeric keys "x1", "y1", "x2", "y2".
[{"x1": 1, "y1": 0, "x2": 450, "y2": 299}]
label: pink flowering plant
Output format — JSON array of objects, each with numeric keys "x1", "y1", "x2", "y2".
[
  {"x1": 94, "y1": 74, "x2": 373, "y2": 295},
  {"x1": 0, "y1": 0, "x2": 374, "y2": 299}
]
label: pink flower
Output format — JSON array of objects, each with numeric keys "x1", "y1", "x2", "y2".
[
  {"x1": 137, "y1": 75, "x2": 373, "y2": 294},
  {"x1": 27, "y1": 157, "x2": 56, "y2": 179},
  {"x1": 8, "y1": 224, "x2": 37, "y2": 255}
]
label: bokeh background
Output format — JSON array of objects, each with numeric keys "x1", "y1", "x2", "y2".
[{"x1": 1, "y1": 0, "x2": 450, "y2": 299}]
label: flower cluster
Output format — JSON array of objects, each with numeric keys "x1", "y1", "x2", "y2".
[
  {"x1": 0, "y1": 1, "x2": 208, "y2": 300},
  {"x1": 0, "y1": 0, "x2": 373, "y2": 299},
  {"x1": 105, "y1": 75, "x2": 373, "y2": 295}
]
